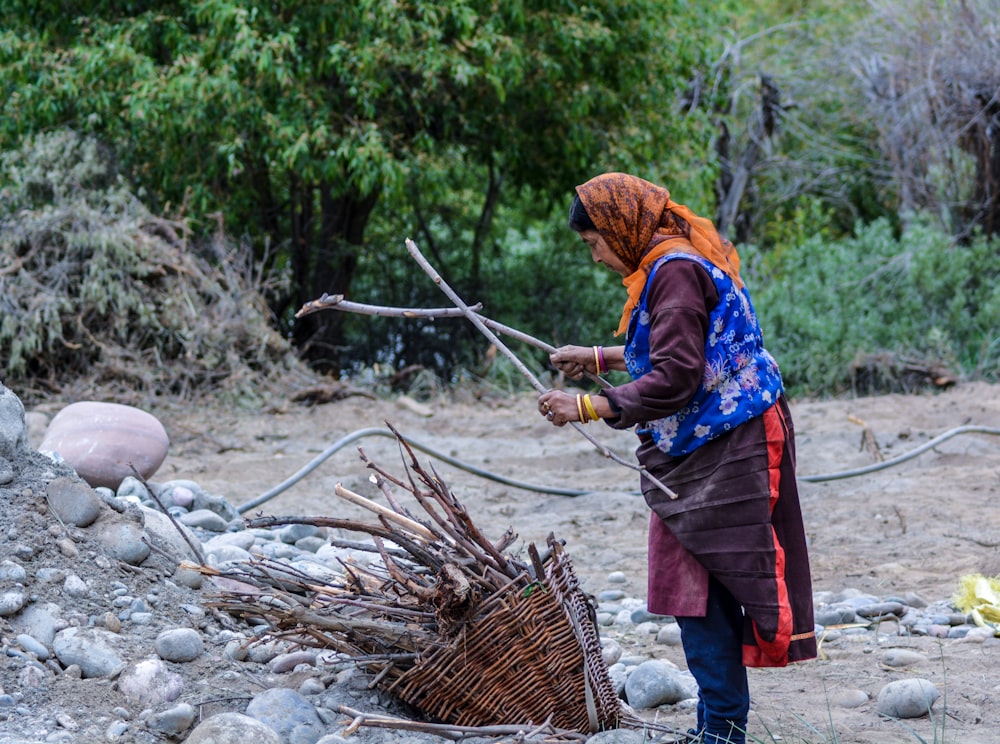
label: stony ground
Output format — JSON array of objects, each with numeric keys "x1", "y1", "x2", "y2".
[{"x1": 6, "y1": 380, "x2": 1000, "y2": 743}]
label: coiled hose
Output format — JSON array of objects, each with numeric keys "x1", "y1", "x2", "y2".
[{"x1": 237, "y1": 424, "x2": 1000, "y2": 514}]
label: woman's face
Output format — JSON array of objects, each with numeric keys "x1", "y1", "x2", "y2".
[{"x1": 579, "y1": 230, "x2": 630, "y2": 277}]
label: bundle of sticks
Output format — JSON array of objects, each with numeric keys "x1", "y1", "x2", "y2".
[{"x1": 200, "y1": 425, "x2": 623, "y2": 737}]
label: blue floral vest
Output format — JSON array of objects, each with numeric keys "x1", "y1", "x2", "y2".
[{"x1": 625, "y1": 253, "x2": 783, "y2": 456}]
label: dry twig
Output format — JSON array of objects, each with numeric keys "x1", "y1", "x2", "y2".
[{"x1": 202, "y1": 430, "x2": 623, "y2": 734}]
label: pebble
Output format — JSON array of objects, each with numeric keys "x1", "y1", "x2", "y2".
[
  {"x1": 0, "y1": 560, "x2": 27, "y2": 582},
  {"x1": 623, "y1": 659, "x2": 695, "y2": 708},
  {"x1": 0, "y1": 590, "x2": 27, "y2": 617},
  {"x1": 244, "y1": 687, "x2": 326, "y2": 743},
  {"x1": 146, "y1": 702, "x2": 196, "y2": 735},
  {"x1": 118, "y1": 658, "x2": 184, "y2": 707},
  {"x1": 155, "y1": 628, "x2": 204, "y2": 662},
  {"x1": 51, "y1": 627, "x2": 124, "y2": 678},
  {"x1": 185, "y1": 712, "x2": 283, "y2": 744},
  {"x1": 876, "y1": 678, "x2": 940, "y2": 718},
  {"x1": 880, "y1": 648, "x2": 926, "y2": 667},
  {"x1": 44, "y1": 477, "x2": 103, "y2": 528}
]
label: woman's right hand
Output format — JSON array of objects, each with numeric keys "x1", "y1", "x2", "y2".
[{"x1": 549, "y1": 345, "x2": 595, "y2": 379}]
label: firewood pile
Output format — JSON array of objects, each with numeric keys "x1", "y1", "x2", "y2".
[{"x1": 200, "y1": 425, "x2": 624, "y2": 738}]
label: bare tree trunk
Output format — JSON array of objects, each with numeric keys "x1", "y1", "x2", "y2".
[
  {"x1": 715, "y1": 75, "x2": 782, "y2": 241},
  {"x1": 470, "y1": 161, "x2": 504, "y2": 296},
  {"x1": 960, "y1": 94, "x2": 1000, "y2": 239},
  {"x1": 291, "y1": 183, "x2": 380, "y2": 373}
]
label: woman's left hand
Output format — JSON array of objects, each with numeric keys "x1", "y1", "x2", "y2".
[{"x1": 537, "y1": 390, "x2": 577, "y2": 427}]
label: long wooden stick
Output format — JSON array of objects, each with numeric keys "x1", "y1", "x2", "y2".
[
  {"x1": 404, "y1": 238, "x2": 678, "y2": 500},
  {"x1": 295, "y1": 293, "x2": 611, "y2": 389}
]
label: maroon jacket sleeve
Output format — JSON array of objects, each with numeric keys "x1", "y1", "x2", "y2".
[{"x1": 602, "y1": 259, "x2": 719, "y2": 428}]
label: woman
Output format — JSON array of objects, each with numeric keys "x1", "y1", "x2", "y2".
[{"x1": 537, "y1": 173, "x2": 815, "y2": 744}]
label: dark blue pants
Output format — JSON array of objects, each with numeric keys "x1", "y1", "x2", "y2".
[{"x1": 675, "y1": 577, "x2": 750, "y2": 744}]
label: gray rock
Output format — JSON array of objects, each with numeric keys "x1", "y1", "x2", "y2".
[
  {"x1": 9, "y1": 602, "x2": 61, "y2": 645},
  {"x1": 116, "y1": 476, "x2": 150, "y2": 502},
  {"x1": 270, "y1": 651, "x2": 318, "y2": 674},
  {"x1": 278, "y1": 523, "x2": 321, "y2": 544},
  {"x1": 623, "y1": 659, "x2": 694, "y2": 709},
  {"x1": 45, "y1": 476, "x2": 103, "y2": 527},
  {"x1": 880, "y1": 649, "x2": 926, "y2": 667},
  {"x1": 172, "y1": 565, "x2": 204, "y2": 589},
  {"x1": 179, "y1": 509, "x2": 230, "y2": 532},
  {"x1": 15, "y1": 633, "x2": 50, "y2": 660},
  {"x1": 607, "y1": 663, "x2": 628, "y2": 697},
  {"x1": 204, "y1": 543, "x2": 253, "y2": 564},
  {"x1": 856, "y1": 601, "x2": 906, "y2": 618},
  {"x1": 630, "y1": 606, "x2": 673, "y2": 624},
  {"x1": 52, "y1": 627, "x2": 124, "y2": 678},
  {"x1": 138, "y1": 505, "x2": 202, "y2": 563},
  {"x1": 600, "y1": 639, "x2": 623, "y2": 666},
  {"x1": 299, "y1": 678, "x2": 326, "y2": 696},
  {"x1": 0, "y1": 383, "x2": 28, "y2": 458},
  {"x1": 146, "y1": 702, "x2": 196, "y2": 735},
  {"x1": 105, "y1": 720, "x2": 130, "y2": 740},
  {"x1": 155, "y1": 628, "x2": 204, "y2": 662},
  {"x1": 203, "y1": 531, "x2": 257, "y2": 552},
  {"x1": 118, "y1": 658, "x2": 184, "y2": 707},
  {"x1": 0, "y1": 560, "x2": 27, "y2": 582},
  {"x1": 94, "y1": 519, "x2": 151, "y2": 565},
  {"x1": 586, "y1": 730, "x2": 646, "y2": 743},
  {"x1": 245, "y1": 687, "x2": 325, "y2": 744},
  {"x1": 0, "y1": 590, "x2": 27, "y2": 617},
  {"x1": 184, "y1": 712, "x2": 282, "y2": 744},
  {"x1": 294, "y1": 536, "x2": 326, "y2": 553},
  {"x1": 192, "y1": 491, "x2": 240, "y2": 522},
  {"x1": 831, "y1": 688, "x2": 869, "y2": 708},
  {"x1": 62, "y1": 573, "x2": 90, "y2": 598},
  {"x1": 655, "y1": 622, "x2": 683, "y2": 646},
  {"x1": 876, "y1": 678, "x2": 940, "y2": 718},
  {"x1": 814, "y1": 605, "x2": 858, "y2": 626}
]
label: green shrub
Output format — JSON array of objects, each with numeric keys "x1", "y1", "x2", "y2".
[{"x1": 747, "y1": 217, "x2": 1000, "y2": 396}]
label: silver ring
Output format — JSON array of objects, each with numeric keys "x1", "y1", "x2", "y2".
[{"x1": 547, "y1": 411, "x2": 555, "y2": 420}]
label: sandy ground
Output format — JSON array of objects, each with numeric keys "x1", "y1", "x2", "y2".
[{"x1": 144, "y1": 381, "x2": 1000, "y2": 744}]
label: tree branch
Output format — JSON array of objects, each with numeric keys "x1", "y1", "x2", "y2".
[{"x1": 404, "y1": 238, "x2": 678, "y2": 500}]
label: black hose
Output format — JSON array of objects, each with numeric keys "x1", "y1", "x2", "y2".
[{"x1": 237, "y1": 424, "x2": 1000, "y2": 513}]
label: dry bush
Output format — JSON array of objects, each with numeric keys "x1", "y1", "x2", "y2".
[
  {"x1": 0, "y1": 130, "x2": 314, "y2": 406},
  {"x1": 849, "y1": 0, "x2": 1000, "y2": 237}
]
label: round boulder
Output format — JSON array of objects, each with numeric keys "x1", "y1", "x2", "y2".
[
  {"x1": 39, "y1": 401, "x2": 169, "y2": 490},
  {"x1": 876, "y1": 678, "x2": 940, "y2": 718},
  {"x1": 184, "y1": 713, "x2": 282, "y2": 744}
]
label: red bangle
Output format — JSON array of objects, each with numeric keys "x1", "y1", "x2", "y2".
[{"x1": 597, "y1": 346, "x2": 607, "y2": 374}]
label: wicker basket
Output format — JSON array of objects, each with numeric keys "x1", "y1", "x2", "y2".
[{"x1": 389, "y1": 539, "x2": 622, "y2": 733}]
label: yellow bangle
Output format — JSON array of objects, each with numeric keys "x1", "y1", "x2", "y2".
[
  {"x1": 593, "y1": 346, "x2": 601, "y2": 374},
  {"x1": 576, "y1": 394, "x2": 586, "y2": 424},
  {"x1": 583, "y1": 394, "x2": 600, "y2": 422}
]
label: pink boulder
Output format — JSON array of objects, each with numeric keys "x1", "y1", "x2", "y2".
[{"x1": 39, "y1": 402, "x2": 169, "y2": 490}]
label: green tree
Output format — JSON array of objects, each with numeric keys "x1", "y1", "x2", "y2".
[{"x1": 1, "y1": 0, "x2": 709, "y2": 373}]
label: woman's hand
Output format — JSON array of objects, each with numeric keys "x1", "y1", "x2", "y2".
[
  {"x1": 548, "y1": 345, "x2": 595, "y2": 379},
  {"x1": 537, "y1": 390, "x2": 578, "y2": 427}
]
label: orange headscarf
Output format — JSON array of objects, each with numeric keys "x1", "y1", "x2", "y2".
[{"x1": 575, "y1": 173, "x2": 743, "y2": 336}]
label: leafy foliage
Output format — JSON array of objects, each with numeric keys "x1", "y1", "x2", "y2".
[
  {"x1": 749, "y1": 218, "x2": 1000, "y2": 396},
  {"x1": 0, "y1": 130, "x2": 302, "y2": 404},
  {"x1": 0, "y1": 0, "x2": 709, "y2": 372}
]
